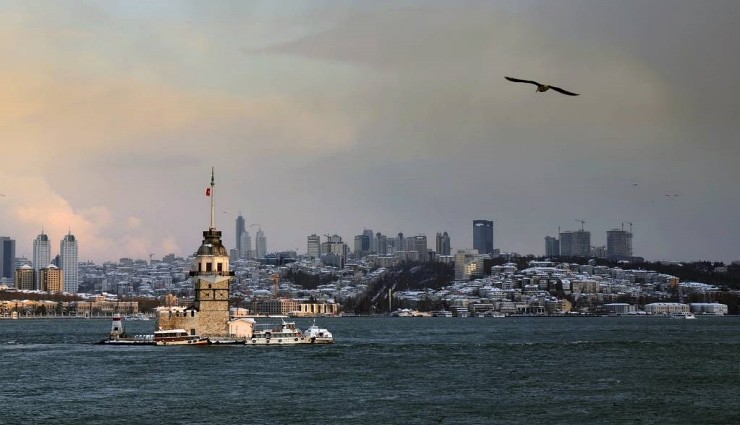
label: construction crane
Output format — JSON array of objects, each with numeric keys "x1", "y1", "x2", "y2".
[{"x1": 575, "y1": 219, "x2": 585, "y2": 231}]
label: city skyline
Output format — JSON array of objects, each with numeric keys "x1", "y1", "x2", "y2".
[{"x1": 1, "y1": 2, "x2": 739, "y2": 264}]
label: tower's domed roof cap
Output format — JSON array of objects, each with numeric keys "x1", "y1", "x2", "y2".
[{"x1": 196, "y1": 229, "x2": 228, "y2": 256}]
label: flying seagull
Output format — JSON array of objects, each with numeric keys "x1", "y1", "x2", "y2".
[{"x1": 505, "y1": 76, "x2": 579, "y2": 96}]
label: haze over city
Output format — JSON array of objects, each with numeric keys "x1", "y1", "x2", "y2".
[{"x1": 1, "y1": 1, "x2": 739, "y2": 264}]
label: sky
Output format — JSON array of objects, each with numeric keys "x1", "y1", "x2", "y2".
[{"x1": 1, "y1": 0, "x2": 739, "y2": 264}]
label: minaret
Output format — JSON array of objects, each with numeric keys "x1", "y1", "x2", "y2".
[{"x1": 189, "y1": 167, "x2": 234, "y2": 337}]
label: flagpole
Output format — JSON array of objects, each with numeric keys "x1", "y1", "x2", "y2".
[{"x1": 210, "y1": 167, "x2": 215, "y2": 230}]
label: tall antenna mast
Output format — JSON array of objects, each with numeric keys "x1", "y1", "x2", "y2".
[{"x1": 209, "y1": 167, "x2": 215, "y2": 230}]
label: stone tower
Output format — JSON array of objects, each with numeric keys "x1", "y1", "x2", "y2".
[
  {"x1": 190, "y1": 168, "x2": 233, "y2": 337},
  {"x1": 157, "y1": 168, "x2": 234, "y2": 338}
]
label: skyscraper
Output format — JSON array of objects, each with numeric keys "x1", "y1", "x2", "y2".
[
  {"x1": 307, "y1": 234, "x2": 321, "y2": 259},
  {"x1": 559, "y1": 230, "x2": 591, "y2": 257},
  {"x1": 545, "y1": 236, "x2": 560, "y2": 257},
  {"x1": 235, "y1": 214, "x2": 245, "y2": 258},
  {"x1": 33, "y1": 231, "x2": 51, "y2": 290},
  {"x1": 376, "y1": 233, "x2": 388, "y2": 255},
  {"x1": 0, "y1": 236, "x2": 16, "y2": 280},
  {"x1": 60, "y1": 232, "x2": 79, "y2": 293},
  {"x1": 255, "y1": 229, "x2": 267, "y2": 258},
  {"x1": 436, "y1": 232, "x2": 451, "y2": 255},
  {"x1": 473, "y1": 220, "x2": 494, "y2": 255},
  {"x1": 607, "y1": 229, "x2": 633, "y2": 258},
  {"x1": 240, "y1": 231, "x2": 252, "y2": 259},
  {"x1": 410, "y1": 235, "x2": 429, "y2": 262}
]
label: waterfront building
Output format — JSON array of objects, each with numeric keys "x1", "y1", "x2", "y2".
[
  {"x1": 0, "y1": 236, "x2": 16, "y2": 280},
  {"x1": 255, "y1": 229, "x2": 267, "y2": 258},
  {"x1": 307, "y1": 234, "x2": 321, "y2": 259},
  {"x1": 156, "y1": 169, "x2": 236, "y2": 338},
  {"x1": 544, "y1": 236, "x2": 560, "y2": 257},
  {"x1": 689, "y1": 303, "x2": 728, "y2": 316},
  {"x1": 436, "y1": 231, "x2": 451, "y2": 256},
  {"x1": 252, "y1": 298, "x2": 300, "y2": 316},
  {"x1": 15, "y1": 264, "x2": 35, "y2": 290},
  {"x1": 559, "y1": 230, "x2": 590, "y2": 257},
  {"x1": 60, "y1": 232, "x2": 79, "y2": 293},
  {"x1": 40, "y1": 264, "x2": 63, "y2": 292},
  {"x1": 643, "y1": 302, "x2": 689, "y2": 315},
  {"x1": 607, "y1": 229, "x2": 633, "y2": 258},
  {"x1": 473, "y1": 220, "x2": 494, "y2": 255},
  {"x1": 235, "y1": 214, "x2": 245, "y2": 258},
  {"x1": 33, "y1": 231, "x2": 52, "y2": 290}
]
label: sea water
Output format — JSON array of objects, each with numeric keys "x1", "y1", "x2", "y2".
[{"x1": 1, "y1": 316, "x2": 739, "y2": 425}]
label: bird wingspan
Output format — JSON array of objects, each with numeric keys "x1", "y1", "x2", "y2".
[
  {"x1": 505, "y1": 76, "x2": 541, "y2": 86},
  {"x1": 549, "y1": 86, "x2": 579, "y2": 96}
]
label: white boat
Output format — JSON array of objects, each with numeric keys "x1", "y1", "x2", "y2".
[
  {"x1": 124, "y1": 313, "x2": 150, "y2": 321},
  {"x1": 154, "y1": 329, "x2": 210, "y2": 346},
  {"x1": 670, "y1": 312, "x2": 696, "y2": 319},
  {"x1": 246, "y1": 319, "x2": 333, "y2": 345},
  {"x1": 304, "y1": 320, "x2": 334, "y2": 344},
  {"x1": 431, "y1": 310, "x2": 453, "y2": 317}
]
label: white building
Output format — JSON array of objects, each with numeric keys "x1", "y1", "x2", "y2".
[
  {"x1": 60, "y1": 232, "x2": 79, "y2": 293},
  {"x1": 33, "y1": 231, "x2": 51, "y2": 290},
  {"x1": 689, "y1": 303, "x2": 728, "y2": 316},
  {"x1": 643, "y1": 302, "x2": 689, "y2": 315},
  {"x1": 255, "y1": 229, "x2": 267, "y2": 258},
  {"x1": 307, "y1": 234, "x2": 321, "y2": 260}
]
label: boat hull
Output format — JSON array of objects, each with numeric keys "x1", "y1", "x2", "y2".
[{"x1": 246, "y1": 335, "x2": 332, "y2": 345}]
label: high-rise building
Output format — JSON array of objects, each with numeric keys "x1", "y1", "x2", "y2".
[
  {"x1": 33, "y1": 231, "x2": 51, "y2": 290},
  {"x1": 607, "y1": 229, "x2": 633, "y2": 258},
  {"x1": 0, "y1": 236, "x2": 16, "y2": 280},
  {"x1": 436, "y1": 232, "x2": 451, "y2": 255},
  {"x1": 362, "y1": 229, "x2": 374, "y2": 253},
  {"x1": 376, "y1": 233, "x2": 388, "y2": 255},
  {"x1": 235, "y1": 214, "x2": 246, "y2": 258},
  {"x1": 396, "y1": 233, "x2": 405, "y2": 252},
  {"x1": 409, "y1": 235, "x2": 429, "y2": 262},
  {"x1": 255, "y1": 229, "x2": 267, "y2": 258},
  {"x1": 15, "y1": 264, "x2": 35, "y2": 290},
  {"x1": 60, "y1": 232, "x2": 79, "y2": 293},
  {"x1": 473, "y1": 220, "x2": 494, "y2": 255},
  {"x1": 40, "y1": 264, "x2": 63, "y2": 292},
  {"x1": 559, "y1": 230, "x2": 591, "y2": 257},
  {"x1": 307, "y1": 234, "x2": 321, "y2": 259},
  {"x1": 545, "y1": 236, "x2": 560, "y2": 257},
  {"x1": 240, "y1": 231, "x2": 252, "y2": 259}
]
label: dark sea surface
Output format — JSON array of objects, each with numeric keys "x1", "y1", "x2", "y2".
[{"x1": 1, "y1": 316, "x2": 739, "y2": 425}]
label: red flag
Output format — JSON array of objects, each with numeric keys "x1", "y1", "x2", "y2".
[{"x1": 205, "y1": 188, "x2": 211, "y2": 196}]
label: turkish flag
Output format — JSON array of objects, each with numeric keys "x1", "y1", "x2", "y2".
[{"x1": 206, "y1": 188, "x2": 211, "y2": 196}]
